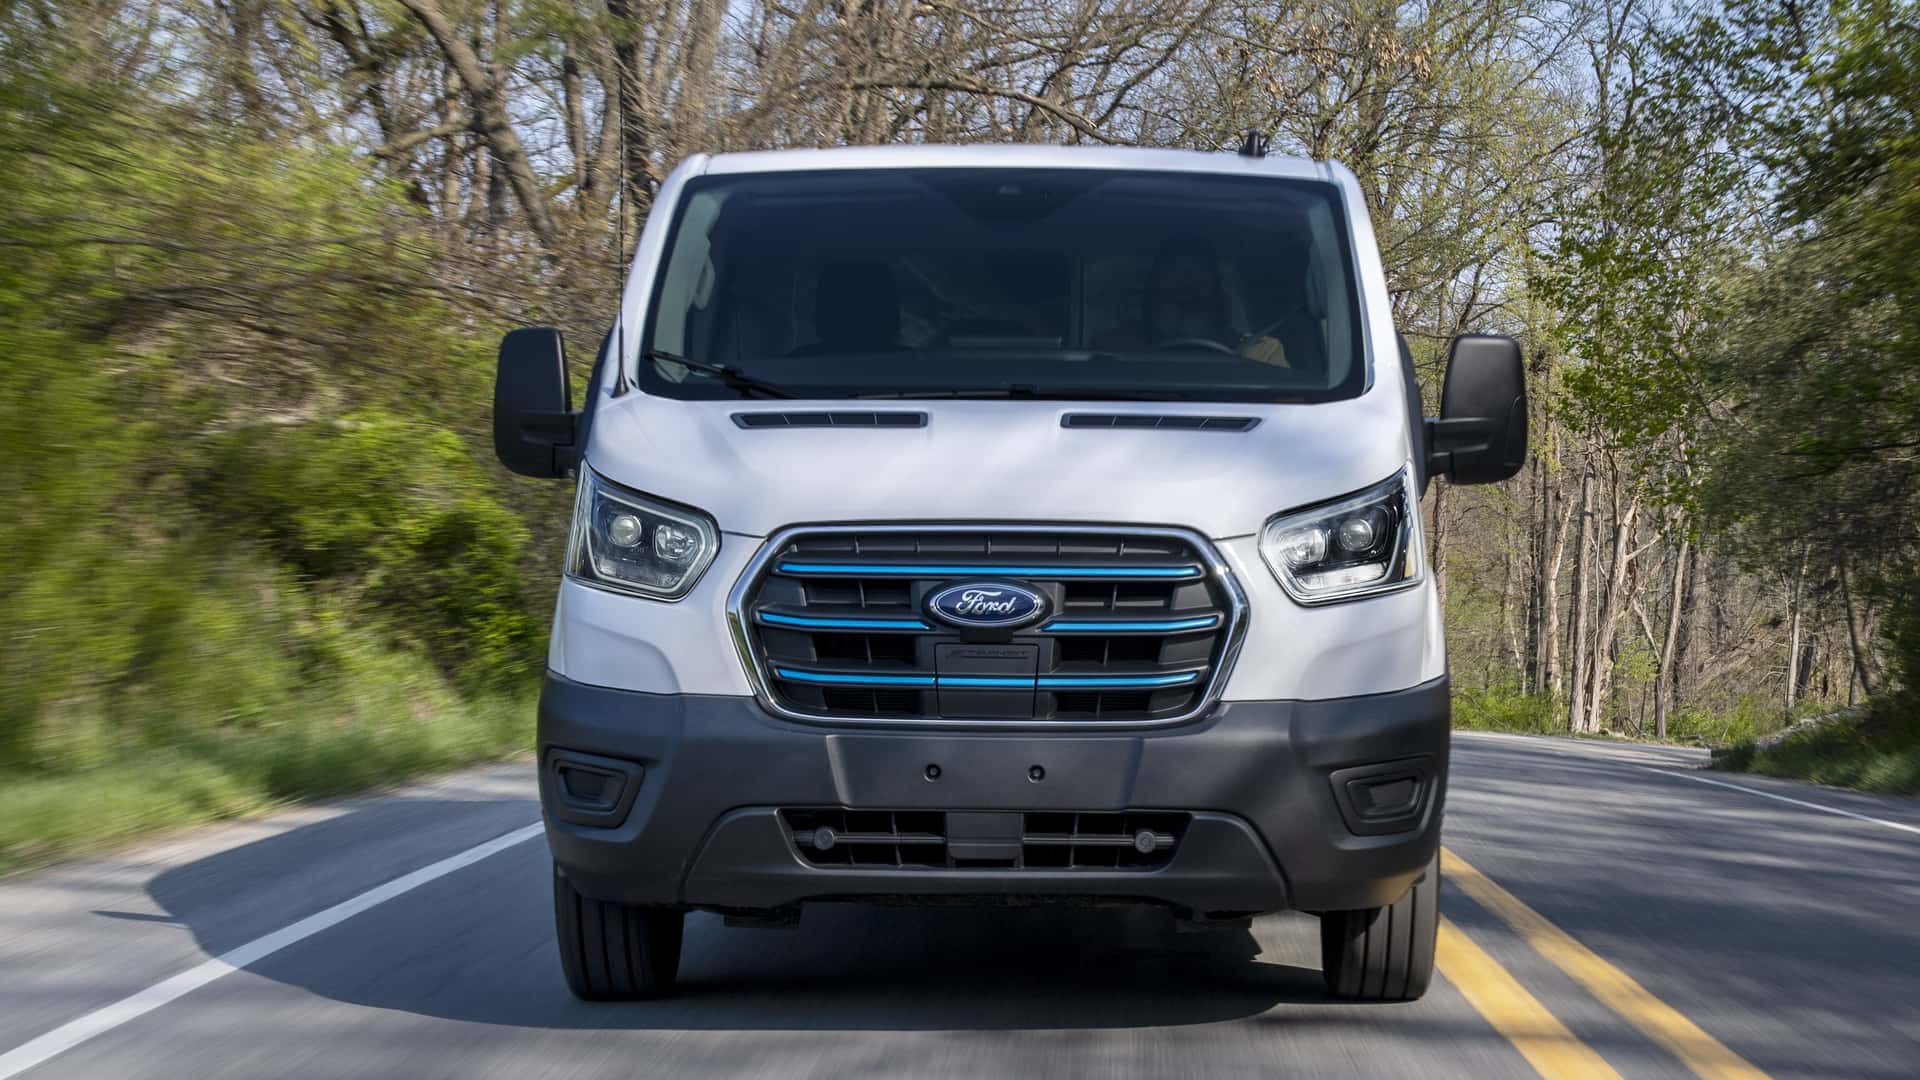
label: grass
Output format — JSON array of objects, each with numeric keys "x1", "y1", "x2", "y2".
[
  {"x1": 1450, "y1": 681, "x2": 1920, "y2": 796},
  {"x1": 0, "y1": 533, "x2": 543, "y2": 878},
  {"x1": 1451, "y1": 684, "x2": 1562, "y2": 735},
  {"x1": 1450, "y1": 683, "x2": 1818, "y2": 748},
  {"x1": 1712, "y1": 698, "x2": 1920, "y2": 795},
  {"x1": 0, "y1": 682, "x2": 535, "y2": 878}
]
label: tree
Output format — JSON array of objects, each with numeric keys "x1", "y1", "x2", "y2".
[{"x1": 1677, "y1": 0, "x2": 1920, "y2": 699}]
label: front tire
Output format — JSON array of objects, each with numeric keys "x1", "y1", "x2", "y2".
[
  {"x1": 553, "y1": 863, "x2": 684, "y2": 1000},
  {"x1": 1320, "y1": 849, "x2": 1439, "y2": 1001}
]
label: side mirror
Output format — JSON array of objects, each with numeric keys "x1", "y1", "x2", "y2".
[
  {"x1": 1427, "y1": 334, "x2": 1527, "y2": 485},
  {"x1": 493, "y1": 327, "x2": 578, "y2": 478}
]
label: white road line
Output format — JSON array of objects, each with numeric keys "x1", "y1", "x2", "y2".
[
  {"x1": 1457, "y1": 730, "x2": 1920, "y2": 838},
  {"x1": 1454, "y1": 729, "x2": 1707, "y2": 766},
  {"x1": 0, "y1": 822, "x2": 543, "y2": 1080},
  {"x1": 1650, "y1": 769, "x2": 1920, "y2": 838}
]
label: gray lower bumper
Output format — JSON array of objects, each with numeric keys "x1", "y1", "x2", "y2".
[{"x1": 538, "y1": 673, "x2": 1449, "y2": 915}]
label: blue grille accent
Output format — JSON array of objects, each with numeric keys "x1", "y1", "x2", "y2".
[
  {"x1": 1041, "y1": 615, "x2": 1222, "y2": 633},
  {"x1": 776, "y1": 562, "x2": 1202, "y2": 579},
  {"x1": 773, "y1": 668, "x2": 937, "y2": 688},
  {"x1": 759, "y1": 612, "x2": 930, "y2": 631},
  {"x1": 1038, "y1": 672, "x2": 1199, "y2": 689},
  {"x1": 771, "y1": 669, "x2": 1200, "y2": 690}
]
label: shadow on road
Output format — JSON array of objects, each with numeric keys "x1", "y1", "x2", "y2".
[
  {"x1": 656, "y1": 903, "x2": 1344, "y2": 1031},
  {"x1": 141, "y1": 813, "x2": 1354, "y2": 1032}
]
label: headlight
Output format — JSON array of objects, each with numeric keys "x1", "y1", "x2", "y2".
[
  {"x1": 565, "y1": 465, "x2": 719, "y2": 600},
  {"x1": 1259, "y1": 467, "x2": 1423, "y2": 605}
]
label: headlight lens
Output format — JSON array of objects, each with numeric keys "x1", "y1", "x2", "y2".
[
  {"x1": 1259, "y1": 467, "x2": 1423, "y2": 604},
  {"x1": 566, "y1": 465, "x2": 719, "y2": 600}
]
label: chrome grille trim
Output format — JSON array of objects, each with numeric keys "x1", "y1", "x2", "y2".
[{"x1": 725, "y1": 523, "x2": 1249, "y2": 729}]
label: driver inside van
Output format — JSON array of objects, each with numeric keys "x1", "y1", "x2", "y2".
[{"x1": 1105, "y1": 242, "x2": 1290, "y2": 367}]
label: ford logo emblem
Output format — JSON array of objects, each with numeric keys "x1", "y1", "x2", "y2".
[{"x1": 926, "y1": 582, "x2": 1049, "y2": 631}]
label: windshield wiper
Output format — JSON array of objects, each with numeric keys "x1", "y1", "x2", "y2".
[
  {"x1": 641, "y1": 358, "x2": 1248, "y2": 403},
  {"x1": 644, "y1": 349, "x2": 801, "y2": 400}
]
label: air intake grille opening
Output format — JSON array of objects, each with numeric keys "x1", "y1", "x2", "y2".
[
  {"x1": 780, "y1": 809, "x2": 1189, "y2": 870},
  {"x1": 740, "y1": 527, "x2": 1240, "y2": 723},
  {"x1": 819, "y1": 687, "x2": 923, "y2": 715},
  {"x1": 734, "y1": 411, "x2": 926, "y2": 428},
  {"x1": 1061, "y1": 413, "x2": 1259, "y2": 431}
]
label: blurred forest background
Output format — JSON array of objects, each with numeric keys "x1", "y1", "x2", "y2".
[{"x1": 2, "y1": 0, "x2": 1917, "y2": 866}]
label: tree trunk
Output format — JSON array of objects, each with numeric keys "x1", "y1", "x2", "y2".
[
  {"x1": 1673, "y1": 541, "x2": 1706, "y2": 711},
  {"x1": 606, "y1": 0, "x2": 657, "y2": 234},
  {"x1": 671, "y1": 0, "x2": 726, "y2": 153},
  {"x1": 1542, "y1": 486, "x2": 1573, "y2": 699},
  {"x1": 438, "y1": 69, "x2": 465, "y2": 226},
  {"x1": 1655, "y1": 534, "x2": 1690, "y2": 740},
  {"x1": 1585, "y1": 489, "x2": 1640, "y2": 733},
  {"x1": 1566, "y1": 470, "x2": 1596, "y2": 732},
  {"x1": 562, "y1": 45, "x2": 588, "y2": 189},
  {"x1": 1785, "y1": 552, "x2": 1808, "y2": 712},
  {"x1": 468, "y1": 140, "x2": 491, "y2": 230},
  {"x1": 1500, "y1": 532, "x2": 1523, "y2": 684},
  {"x1": 1523, "y1": 457, "x2": 1547, "y2": 692},
  {"x1": 397, "y1": 0, "x2": 561, "y2": 248},
  {"x1": 1795, "y1": 633, "x2": 1817, "y2": 705},
  {"x1": 1839, "y1": 560, "x2": 1879, "y2": 697}
]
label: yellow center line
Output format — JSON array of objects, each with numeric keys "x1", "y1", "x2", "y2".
[
  {"x1": 1437, "y1": 916, "x2": 1625, "y2": 1078},
  {"x1": 1443, "y1": 847, "x2": 1770, "y2": 1080}
]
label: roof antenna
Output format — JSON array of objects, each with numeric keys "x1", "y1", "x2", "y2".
[
  {"x1": 611, "y1": 87, "x2": 630, "y2": 396},
  {"x1": 1237, "y1": 129, "x2": 1270, "y2": 158}
]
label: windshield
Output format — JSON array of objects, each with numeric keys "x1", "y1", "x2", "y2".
[{"x1": 637, "y1": 168, "x2": 1367, "y2": 402}]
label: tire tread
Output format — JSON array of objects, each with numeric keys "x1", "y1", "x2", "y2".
[
  {"x1": 553, "y1": 863, "x2": 683, "y2": 1000},
  {"x1": 1321, "y1": 849, "x2": 1439, "y2": 1002}
]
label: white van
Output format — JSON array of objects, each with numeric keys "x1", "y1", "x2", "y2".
[{"x1": 493, "y1": 144, "x2": 1527, "y2": 1003}]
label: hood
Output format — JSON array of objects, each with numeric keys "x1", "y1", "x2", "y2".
[{"x1": 581, "y1": 391, "x2": 1412, "y2": 540}]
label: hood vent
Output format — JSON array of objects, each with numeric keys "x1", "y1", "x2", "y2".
[
  {"x1": 733, "y1": 410, "x2": 926, "y2": 429},
  {"x1": 1061, "y1": 413, "x2": 1260, "y2": 432}
]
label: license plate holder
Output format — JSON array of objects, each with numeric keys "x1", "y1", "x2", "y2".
[{"x1": 825, "y1": 734, "x2": 1142, "y2": 809}]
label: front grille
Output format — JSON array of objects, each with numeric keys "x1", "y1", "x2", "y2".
[
  {"x1": 734, "y1": 526, "x2": 1242, "y2": 723},
  {"x1": 780, "y1": 809, "x2": 1189, "y2": 870}
]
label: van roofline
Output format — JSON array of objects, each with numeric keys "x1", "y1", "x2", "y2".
[{"x1": 698, "y1": 143, "x2": 1338, "y2": 183}]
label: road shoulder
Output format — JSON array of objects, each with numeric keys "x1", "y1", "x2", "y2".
[{"x1": 0, "y1": 760, "x2": 539, "y2": 1059}]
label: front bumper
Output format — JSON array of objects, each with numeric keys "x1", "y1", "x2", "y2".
[{"x1": 538, "y1": 673, "x2": 1449, "y2": 915}]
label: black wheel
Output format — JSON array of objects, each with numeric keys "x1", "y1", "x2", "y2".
[
  {"x1": 1320, "y1": 849, "x2": 1439, "y2": 1002},
  {"x1": 553, "y1": 863, "x2": 684, "y2": 1000}
]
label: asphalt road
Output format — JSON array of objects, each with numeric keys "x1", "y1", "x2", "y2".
[{"x1": 3, "y1": 732, "x2": 1917, "y2": 1079}]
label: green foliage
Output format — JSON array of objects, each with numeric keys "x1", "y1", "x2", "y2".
[
  {"x1": 1526, "y1": 9, "x2": 1752, "y2": 506},
  {"x1": 1451, "y1": 685, "x2": 1559, "y2": 735},
  {"x1": 1449, "y1": 681, "x2": 1796, "y2": 747},
  {"x1": 1714, "y1": 699, "x2": 1920, "y2": 795},
  {"x1": 0, "y1": 11, "x2": 545, "y2": 861},
  {"x1": 1655, "y1": 0, "x2": 1920, "y2": 698},
  {"x1": 0, "y1": 680, "x2": 534, "y2": 875},
  {"x1": 1664, "y1": 695, "x2": 1789, "y2": 748},
  {"x1": 198, "y1": 413, "x2": 541, "y2": 687}
]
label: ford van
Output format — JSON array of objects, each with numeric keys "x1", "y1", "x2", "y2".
[{"x1": 492, "y1": 143, "x2": 1527, "y2": 1002}]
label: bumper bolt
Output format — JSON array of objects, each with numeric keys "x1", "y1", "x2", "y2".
[
  {"x1": 1028, "y1": 765, "x2": 1046, "y2": 782},
  {"x1": 924, "y1": 763, "x2": 941, "y2": 781}
]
